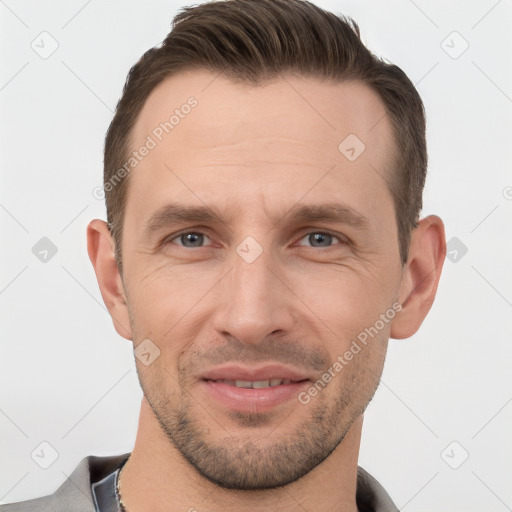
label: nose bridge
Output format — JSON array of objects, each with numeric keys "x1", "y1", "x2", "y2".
[
  {"x1": 213, "y1": 237, "x2": 293, "y2": 343},
  {"x1": 233, "y1": 241, "x2": 273, "y2": 305}
]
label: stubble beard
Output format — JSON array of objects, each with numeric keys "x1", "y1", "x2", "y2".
[{"x1": 138, "y1": 360, "x2": 383, "y2": 491}]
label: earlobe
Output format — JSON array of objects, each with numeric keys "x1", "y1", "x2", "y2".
[
  {"x1": 390, "y1": 215, "x2": 446, "y2": 340},
  {"x1": 86, "y1": 219, "x2": 132, "y2": 340}
]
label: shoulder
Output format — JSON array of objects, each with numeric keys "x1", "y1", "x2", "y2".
[
  {"x1": 356, "y1": 465, "x2": 399, "y2": 512},
  {"x1": 0, "y1": 453, "x2": 131, "y2": 512},
  {"x1": 0, "y1": 495, "x2": 56, "y2": 512}
]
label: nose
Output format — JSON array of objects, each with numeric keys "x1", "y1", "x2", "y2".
[{"x1": 211, "y1": 244, "x2": 296, "y2": 345}]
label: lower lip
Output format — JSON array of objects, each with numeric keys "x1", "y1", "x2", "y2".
[{"x1": 201, "y1": 380, "x2": 310, "y2": 413}]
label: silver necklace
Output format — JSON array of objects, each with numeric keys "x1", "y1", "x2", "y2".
[{"x1": 116, "y1": 464, "x2": 128, "y2": 512}]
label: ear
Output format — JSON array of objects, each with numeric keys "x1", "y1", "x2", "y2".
[
  {"x1": 390, "y1": 215, "x2": 446, "y2": 339},
  {"x1": 87, "y1": 219, "x2": 132, "y2": 340}
]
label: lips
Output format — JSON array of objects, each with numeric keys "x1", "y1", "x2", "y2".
[
  {"x1": 199, "y1": 364, "x2": 311, "y2": 413},
  {"x1": 200, "y1": 364, "x2": 311, "y2": 383}
]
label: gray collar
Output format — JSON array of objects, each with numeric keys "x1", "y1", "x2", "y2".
[{"x1": 47, "y1": 452, "x2": 398, "y2": 512}]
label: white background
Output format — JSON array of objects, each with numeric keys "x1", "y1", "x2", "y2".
[{"x1": 1, "y1": 0, "x2": 511, "y2": 510}]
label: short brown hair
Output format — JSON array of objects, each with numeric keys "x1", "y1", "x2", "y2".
[{"x1": 104, "y1": 0, "x2": 426, "y2": 274}]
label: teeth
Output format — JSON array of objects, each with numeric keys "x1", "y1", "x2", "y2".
[
  {"x1": 216, "y1": 379, "x2": 291, "y2": 388},
  {"x1": 212, "y1": 379, "x2": 296, "y2": 388},
  {"x1": 252, "y1": 380, "x2": 270, "y2": 388},
  {"x1": 235, "y1": 380, "x2": 253, "y2": 388}
]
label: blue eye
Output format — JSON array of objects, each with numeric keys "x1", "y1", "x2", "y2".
[
  {"x1": 167, "y1": 231, "x2": 344, "y2": 249},
  {"x1": 296, "y1": 232, "x2": 343, "y2": 248},
  {"x1": 171, "y1": 232, "x2": 212, "y2": 248}
]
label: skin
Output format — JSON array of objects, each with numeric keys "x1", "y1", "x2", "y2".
[{"x1": 87, "y1": 69, "x2": 446, "y2": 512}]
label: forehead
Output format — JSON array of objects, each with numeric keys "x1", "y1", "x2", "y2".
[
  {"x1": 132, "y1": 69, "x2": 394, "y2": 160},
  {"x1": 126, "y1": 69, "x2": 396, "y2": 231}
]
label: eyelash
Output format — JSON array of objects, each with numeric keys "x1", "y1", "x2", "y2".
[{"x1": 165, "y1": 229, "x2": 347, "y2": 249}]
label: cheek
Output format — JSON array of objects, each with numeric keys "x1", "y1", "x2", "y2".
[
  {"x1": 293, "y1": 266, "x2": 395, "y2": 324},
  {"x1": 125, "y1": 269, "x2": 216, "y2": 360},
  {"x1": 130, "y1": 263, "x2": 214, "y2": 318},
  {"x1": 289, "y1": 269, "x2": 398, "y2": 372},
  {"x1": 126, "y1": 250, "x2": 399, "y2": 349}
]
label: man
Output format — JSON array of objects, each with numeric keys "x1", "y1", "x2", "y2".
[{"x1": 1, "y1": 0, "x2": 446, "y2": 510}]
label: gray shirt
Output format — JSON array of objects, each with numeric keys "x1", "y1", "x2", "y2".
[{"x1": 0, "y1": 452, "x2": 399, "y2": 511}]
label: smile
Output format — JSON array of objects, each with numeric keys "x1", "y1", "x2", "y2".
[{"x1": 207, "y1": 378, "x2": 299, "y2": 388}]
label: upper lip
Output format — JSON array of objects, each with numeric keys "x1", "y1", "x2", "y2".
[{"x1": 200, "y1": 364, "x2": 311, "y2": 382}]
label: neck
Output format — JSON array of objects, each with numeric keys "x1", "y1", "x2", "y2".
[{"x1": 119, "y1": 398, "x2": 362, "y2": 512}]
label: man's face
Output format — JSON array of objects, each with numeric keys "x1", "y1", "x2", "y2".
[{"x1": 120, "y1": 70, "x2": 404, "y2": 489}]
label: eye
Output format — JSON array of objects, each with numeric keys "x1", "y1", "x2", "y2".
[
  {"x1": 165, "y1": 230, "x2": 346, "y2": 250},
  {"x1": 168, "y1": 231, "x2": 213, "y2": 248},
  {"x1": 296, "y1": 231, "x2": 345, "y2": 248}
]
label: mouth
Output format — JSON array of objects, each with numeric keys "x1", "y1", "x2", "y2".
[
  {"x1": 205, "y1": 378, "x2": 306, "y2": 388},
  {"x1": 199, "y1": 365, "x2": 311, "y2": 414}
]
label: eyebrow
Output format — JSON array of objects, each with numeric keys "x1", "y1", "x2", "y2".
[
  {"x1": 143, "y1": 203, "x2": 235, "y2": 236},
  {"x1": 278, "y1": 202, "x2": 370, "y2": 230},
  {"x1": 142, "y1": 201, "x2": 370, "y2": 239}
]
